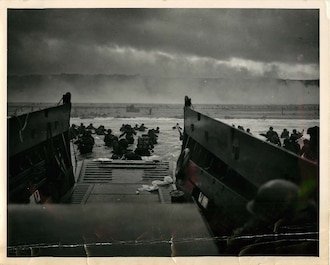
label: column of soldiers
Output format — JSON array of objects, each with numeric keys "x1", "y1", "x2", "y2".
[{"x1": 69, "y1": 122, "x2": 160, "y2": 159}]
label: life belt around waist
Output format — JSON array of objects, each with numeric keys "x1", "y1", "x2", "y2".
[{"x1": 175, "y1": 148, "x2": 190, "y2": 179}]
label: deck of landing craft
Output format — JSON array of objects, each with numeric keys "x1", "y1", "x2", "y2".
[{"x1": 67, "y1": 159, "x2": 176, "y2": 204}]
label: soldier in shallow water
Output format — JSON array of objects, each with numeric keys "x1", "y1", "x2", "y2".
[
  {"x1": 95, "y1": 125, "x2": 106, "y2": 135},
  {"x1": 307, "y1": 126, "x2": 319, "y2": 161},
  {"x1": 104, "y1": 129, "x2": 116, "y2": 147},
  {"x1": 264, "y1": 127, "x2": 281, "y2": 146},
  {"x1": 290, "y1": 129, "x2": 304, "y2": 142},
  {"x1": 138, "y1": 123, "x2": 148, "y2": 132},
  {"x1": 119, "y1": 124, "x2": 136, "y2": 144},
  {"x1": 280, "y1": 128, "x2": 289, "y2": 139},
  {"x1": 76, "y1": 130, "x2": 95, "y2": 154}
]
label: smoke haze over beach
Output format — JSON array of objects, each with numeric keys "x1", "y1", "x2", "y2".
[
  {"x1": 7, "y1": 74, "x2": 319, "y2": 104},
  {"x1": 7, "y1": 8, "x2": 320, "y2": 104}
]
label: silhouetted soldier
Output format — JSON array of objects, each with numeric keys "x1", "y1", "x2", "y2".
[
  {"x1": 307, "y1": 126, "x2": 319, "y2": 161},
  {"x1": 280, "y1": 128, "x2": 289, "y2": 139},
  {"x1": 104, "y1": 129, "x2": 116, "y2": 147}
]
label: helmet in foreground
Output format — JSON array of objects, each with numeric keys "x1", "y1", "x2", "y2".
[{"x1": 247, "y1": 179, "x2": 299, "y2": 223}]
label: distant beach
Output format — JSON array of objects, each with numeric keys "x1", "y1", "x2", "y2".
[{"x1": 8, "y1": 102, "x2": 319, "y2": 120}]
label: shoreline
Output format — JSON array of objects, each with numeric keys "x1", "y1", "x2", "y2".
[
  {"x1": 71, "y1": 113, "x2": 319, "y2": 120},
  {"x1": 8, "y1": 102, "x2": 319, "y2": 120}
]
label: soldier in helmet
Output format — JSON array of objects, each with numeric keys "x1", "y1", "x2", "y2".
[
  {"x1": 76, "y1": 130, "x2": 95, "y2": 154},
  {"x1": 119, "y1": 124, "x2": 136, "y2": 144},
  {"x1": 226, "y1": 179, "x2": 299, "y2": 255},
  {"x1": 280, "y1": 128, "x2": 289, "y2": 139},
  {"x1": 307, "y1": 126, "x2": 319, "y2": 161},
  {"x1": 265, "y1": 127, "x2": 281, "y2": 146},
  {"x1": 246, "y1": 179, "x2": 298, "y2": 225},
  {"x1": 104, "y1": 129, "x2": 116, "y2": 147},
  {"x1": 226, "y1": 179, "x2": 317, "y2": 255}
]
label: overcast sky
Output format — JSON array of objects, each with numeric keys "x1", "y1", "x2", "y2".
[{"x1": 8, "y1": 8, "x2": 319, "y2": 80}]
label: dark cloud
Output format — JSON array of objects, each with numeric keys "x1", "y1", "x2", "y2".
[
  {"x1": 8, "y1": 8, "x2": 319, "y2": 75},
  {"x1": 7, "y1": 8, "x2": 320, "y2": 103}
]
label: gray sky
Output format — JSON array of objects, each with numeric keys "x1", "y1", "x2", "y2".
[{"x1": 8, "y1": 8, "x2": 319, "y2": 80}]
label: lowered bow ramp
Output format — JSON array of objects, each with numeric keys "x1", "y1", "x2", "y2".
[{"x1": 68, "y1": 159, "x2": 173, "y2": 204}]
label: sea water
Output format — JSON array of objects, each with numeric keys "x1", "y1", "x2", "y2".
[{"x1": 70, "y1": 116, "x2": 319, "y2": 165}]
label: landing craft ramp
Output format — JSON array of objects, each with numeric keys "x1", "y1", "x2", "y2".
[{"x1": 68, "y1": 159, "x2": 174, "y2": 204}]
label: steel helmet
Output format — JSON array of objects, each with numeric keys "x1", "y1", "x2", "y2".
[{"x1": 247, "y1": 179, "x2": 299, "y2": 223}]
